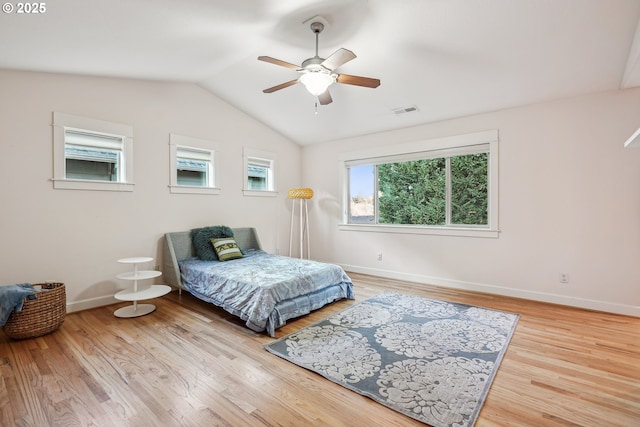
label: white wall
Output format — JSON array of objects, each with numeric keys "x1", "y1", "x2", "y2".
[
  {"x1": 0, "y1": 70, "x2": 301, "y2": 311},
  {"x1": 303, "y1": 88, "x2": 640, "y2": 316},
  {"x1": 3, "y1": 69, "x2": 638, "y2": 317}
]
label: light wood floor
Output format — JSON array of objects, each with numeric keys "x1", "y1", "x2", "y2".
[{"x1": 1, "y1": 272, "x2": 638, "y2": 427}]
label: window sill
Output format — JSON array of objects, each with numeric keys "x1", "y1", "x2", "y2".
[
  {"x1": 242, "y1": 190, "x2": 278, "y2": 197},
  {"x1": 338, "y1": 223, "x2": 500, "y2": 238},
  {"x1": 52, "y1": 179, "x2": 134, "y2": 192},
  {"x1": 169, "y1": 185, "x2": 221, "y2": 195}
]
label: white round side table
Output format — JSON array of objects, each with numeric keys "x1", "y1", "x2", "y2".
[{"x1": 114, "y1": 257, "x2": 171, "y2": 318}]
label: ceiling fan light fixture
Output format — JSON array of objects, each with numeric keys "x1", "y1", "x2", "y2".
[
  {"x1": 300, "y1": 71, "x2": 335, "y2": 96},
  {"x1": 258, "y1": 19, "x2": 379, "y2": 105}
]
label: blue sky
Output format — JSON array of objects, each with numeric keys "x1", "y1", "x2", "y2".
[{"x1": 349, "y1": 165, "x2": 374, "y2": 198}]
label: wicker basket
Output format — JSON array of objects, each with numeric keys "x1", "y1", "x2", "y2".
[{"x1": 3, "y1": 282, "x2": 66, "y2": 340}]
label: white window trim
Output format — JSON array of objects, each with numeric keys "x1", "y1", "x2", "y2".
[
  {"x1": 338, "y1": 129, "x2": 500, "y2": 238},
  {"x1": 169, "y1": 134, "x2": 220, "y2": 195},
  {"x1": 52, "y1": 112, "x2": 134, "y2": 191},
  {"x1": 243, "y1": 147, "x2": 278, "y2": 197}
]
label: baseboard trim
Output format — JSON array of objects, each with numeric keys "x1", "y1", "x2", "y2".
[
  {"x1": 341, "y1": 264, "x2": 640, "y2": 317},
  {"x1": 67, "y1": 295, "x2": 118, "y2": 313}
]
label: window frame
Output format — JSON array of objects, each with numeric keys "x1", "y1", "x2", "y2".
[
  {"x1": 338, "y1": 130, "x2": 499, "y2": 238},
  {"x1": 169, "y1": 134, "x2": 220, "y2": 195},
  {"x1": 243, "y1": 147, "x2": 277, "y2": 197},
  {"x1": 52, "y1": 112, "x2": 134, "y2": 191}
]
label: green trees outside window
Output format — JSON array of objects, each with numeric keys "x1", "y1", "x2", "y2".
[
  {"x1": 379, "y1": 157, "x2": 446, "y2": 225},
  {"x1": 350, "y1": 153, "x2": 488, "y2": 227},
  {"x1": 450, "y1": 153, "x2": 488, "y2": 225}
]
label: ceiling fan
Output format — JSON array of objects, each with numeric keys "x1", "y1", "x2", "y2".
[{"x1": 258, "y1": 21, "x2": 381, "y2": 105}]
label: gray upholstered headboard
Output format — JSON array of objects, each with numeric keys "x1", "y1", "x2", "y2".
[{"x1": 162, "y1": 227, "x2": 262, "y2": 290}]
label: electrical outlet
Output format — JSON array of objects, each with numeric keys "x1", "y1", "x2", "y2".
[
  {"x1": 559, "y1": 273, "x2": 569, "y2": 283},
  {"x1": 377, "y1": 252, "x2": 383, "y2": 261}
]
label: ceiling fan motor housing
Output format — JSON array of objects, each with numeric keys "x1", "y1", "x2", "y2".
[{"x1": 302, "y1": 57, "x2": 327, "y2": 70}]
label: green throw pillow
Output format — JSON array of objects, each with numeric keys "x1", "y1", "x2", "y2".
[
  {"x1": 191, "y1": 225, "x2": 234, "y2": 261},
  {"x1": 211, "y1": 237, "x2": 244, "y2": 262}
]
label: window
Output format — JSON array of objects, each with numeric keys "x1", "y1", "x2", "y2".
[
  {"x1": 169, "y1": 134, "x2": 219, "y2": 195},
  {"x1": 243, "y1": 148, "x2": 277, "y2": 197},
  {"x1": 64, "y1": 130, "x2": 123, "y2": 182},
  {"x1": 340, "y1": 130, "x2": 499, "y2": 238},
  {"x1": 247, "y1": 157, "x2": 271, "y2": 190},
  {"x1": 52, "y1": 112, "x2": 134, "y2": 191}
]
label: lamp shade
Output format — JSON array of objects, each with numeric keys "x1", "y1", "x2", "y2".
[
  {"x1": 288, "y1": 188, "x2": 314, "y2": 199},
  {"x1": 299, "y1": 72, "x2": 334, "y2": 96}
]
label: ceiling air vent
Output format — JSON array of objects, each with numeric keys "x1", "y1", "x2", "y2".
[{"x1": 392, "y1": 105, "x2": 419, "y2": 115}]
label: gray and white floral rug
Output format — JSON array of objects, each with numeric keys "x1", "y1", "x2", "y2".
[{"x1": 264, "y1": 291, "x2": 519, "y2": 427}]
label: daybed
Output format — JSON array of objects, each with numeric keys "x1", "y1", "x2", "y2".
[{"x1": 162, "y1": 227, "x2": 354, "y2": 337}]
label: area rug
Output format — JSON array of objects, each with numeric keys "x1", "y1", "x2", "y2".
[{"x1": 264, "y1": 291, "x2": 519, "y2": 427}]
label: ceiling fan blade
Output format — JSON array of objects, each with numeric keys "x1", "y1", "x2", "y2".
[
  {"x1": 321, "y1": 48, "x2": 356, "y2": 70},
  {"x1": 318, "y1": 89, "x2": 333, "y2": 105},
  {"x1": 336, "y1": 74, "x2": 381, "y2": 88},
  {"x1": 263, "y1": 79, "x2": 299, "y2": 93},
  {"x1": 258, "y1": 56, "x2": 301, "y2": 70}
]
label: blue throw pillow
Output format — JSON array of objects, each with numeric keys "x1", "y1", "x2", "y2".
[{"x1": 191, "y1": 225, "x2": 234, "y2": 261}]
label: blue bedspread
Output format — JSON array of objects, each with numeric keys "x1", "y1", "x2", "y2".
[{"x1": 179, "y1": 249, "x2": 354, "y2": 336}]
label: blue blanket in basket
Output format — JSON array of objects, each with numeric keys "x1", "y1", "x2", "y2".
[{"x1": 0, "y1": 284, "x2": 39, "y2": 327}]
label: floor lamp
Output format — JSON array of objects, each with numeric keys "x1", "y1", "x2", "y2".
[{"x1": 288, "y1": 187, "x2": 313, "y2": 259}]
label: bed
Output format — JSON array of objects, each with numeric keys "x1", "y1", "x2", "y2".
[{"x1": 162, "y1": 227, "x2": 354, "y2": 337}]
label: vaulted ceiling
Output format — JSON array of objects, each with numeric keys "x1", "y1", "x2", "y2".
[{"x1": 2, "y1": 0, "x2": 640, "y2": 145}]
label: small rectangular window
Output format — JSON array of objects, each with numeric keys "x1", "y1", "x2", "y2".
[
  {"x1": 52, "y1": 112, "x2": 134, "y2": 191},
  {"x1": 169, "y1": 134, "x2": 219, "y2": 195},
  {"x1": 64, "y1": 130, "x2": 124, "y2": 182},
  {"x1": 247, "y1": 157, "x2": 272, "y2": 191},
  {"x1": 176, "y1": 147, "x2": 211, "y2": 187},
  {"x1": 243, "y1": 148, "x2": 277, "y2": 197}
]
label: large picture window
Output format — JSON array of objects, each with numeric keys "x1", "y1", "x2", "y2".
[
  {"x1": 340, "y1": 130, "x2": 499, "y2": 238},
  {"x1": 52, "y1": 112, "x2": 134, "y2": 191}
]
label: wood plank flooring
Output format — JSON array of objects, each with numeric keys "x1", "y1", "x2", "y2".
[{"x1": 1, "y1": 272, "x2": 638, "y2": 426}]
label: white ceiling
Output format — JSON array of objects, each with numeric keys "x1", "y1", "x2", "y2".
[{"x1": 2, "y1": 0, "x2": 640, "y2": 145}]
